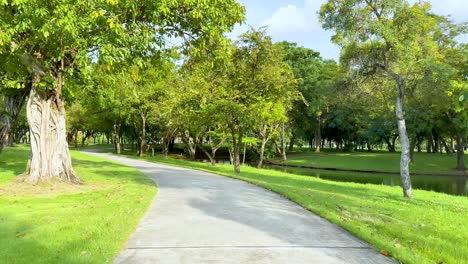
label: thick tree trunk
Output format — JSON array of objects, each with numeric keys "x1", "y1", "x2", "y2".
[
  {"x1": 24, "y1": 81, "x2": 79, "y2": 184},
  {"x1": 455, "y1": 133, "x2": 465, "y2": 171},
  {"x1": 395, "y1": 79, "x2": 412, "y2": 198},
  {"x1": 314, "y1": 115, "x2": 321, "y2": 153},
  {"x1": 0, "y1": 91, "x2": 27, "y2": 153}
]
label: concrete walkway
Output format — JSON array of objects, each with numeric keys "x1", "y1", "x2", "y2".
[{"x1": 86, "y1": 152, "x2": 395, "y2": 264}]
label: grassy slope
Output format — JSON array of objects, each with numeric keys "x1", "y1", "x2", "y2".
[
  {"x1": 0, "y1": 146, "x2": 157, "y2": 264},
  {"x1": 274, "y1": 150, "x2": 464, "y2": 174},
  {"x1": 125, "y1": 152, "x2": 467, "y2": 264}
]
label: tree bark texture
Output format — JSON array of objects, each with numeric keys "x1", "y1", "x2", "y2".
[
  {"x1": 257, "y1": 137, "x2": 267, "y2": 169},
  {"x1": 25, "y1": 82, "x2": 79, "y2": 184},
  {"x1": 395, "y1": 78, "x2": 412, "y2": 198}
]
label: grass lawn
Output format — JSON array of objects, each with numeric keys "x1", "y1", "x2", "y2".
[
  {"x1": 274, "y1": 150, "x2": 465, "y2": 174},
  {"x1": 117, "y1": 150, "x2": 467, "y2": 264},
  {"x1": 0, "y1": 146, "x2": 157, "y2": 264}
]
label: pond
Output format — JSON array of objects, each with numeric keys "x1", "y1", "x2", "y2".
[
  {"x1": 263, "y1": 164, "x2": 468, "y2": 196},
  {"x1": 197, "y1": 159, "x2": 467, "y2": 196}
]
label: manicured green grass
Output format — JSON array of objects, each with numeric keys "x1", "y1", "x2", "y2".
[
  {"x1": 123, "y1": 151, "x2": 467, "y2": 264},
  {"x1": 0, "y1": 146, "x2": 157, "y2": 264},
  {"x1": 274, "y1": 150, "x2": 464, "y2": 174}
]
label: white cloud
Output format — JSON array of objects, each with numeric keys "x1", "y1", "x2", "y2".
[
  {"x1": 262, "y1": 0, "x2": 323, "y2": 34},
  {"x1": 262, "y1": 5, "x2": 308, "y2": 33}
]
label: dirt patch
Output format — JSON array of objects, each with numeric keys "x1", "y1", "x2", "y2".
[{"x1": 0, "y1": 177, "x2": 111, "y2": 198}]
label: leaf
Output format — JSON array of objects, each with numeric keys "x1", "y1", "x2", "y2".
[{"x1": 379, "y1": 250, "x2": 390, "y2": 256}]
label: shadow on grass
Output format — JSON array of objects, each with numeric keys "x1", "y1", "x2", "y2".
[{"x1": 0, "y1": 147, "x2": 155, "y2": 187}]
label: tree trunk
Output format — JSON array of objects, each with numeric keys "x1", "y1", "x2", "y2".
[
  {"x1": 114, "y1": 123, "x2": 121, "y2": 154},
  {"x1": 384, "y1": 137, "x2": 396, "y2": 152},
  {"x1": 232, "y1": 131, "x2": 243, "y2": 173},
  {"x1": 455, "y1": 133, "x2": 465, "y2": 171},
  {"x1": 0, "y1": 91, "x2": 27, "y2": 153},
  {"x1": 314, "y1": 115, "x2": 321, "y2": 153},
  {"x1": 182, "y1": 133, "x2": 196, "y2": 160},
  {"x1": 440, "y1": 138, "x2": 452, "y2": 155},
  {"x1": 162, "y1": 137, "x2": 170, "y2": 158},
  {"x1": 139, "y1": 112, "x2": 147, "y2": 157},
  {"x1": 395, "y1": 78, "x2": 412, "y2": 198},
  {"x1": 257, "y1": 137, "x2": 267, "y2": 169},
  {"x1": 81, "y1": 130, "x2": 89, "y2": 147},
  {"x1": 242, "y1": 142, "x2": 247, "y2": 166},
  {"x1": 197, "y1": 143, "x2": 215, "y2": 165},
  {"x1": 432, "y1": 130, "x2": 439, "y2": 153},
  {"x1": 24, "y1": 80, "x2": 79, "y2": 184},
  {"x1": 427, "y1": 134, "x2": 433, "y2": 153},
  {"x1": 281, "y1": 123, "x2": 287, "y2": 161},
  {"x1": 209, "y1": 138, "x2": 226, "y2": 164}
]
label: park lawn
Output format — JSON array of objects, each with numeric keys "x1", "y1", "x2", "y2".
[
  {"x1": 121, "y1": 151, "x2": 467, "y2": 264},
  {"x1": 0, "y1": 146, "x2": 157, "y2": 264},
  {"x1": 273, "y1": 150, "x2": 464, "y2": 174}
]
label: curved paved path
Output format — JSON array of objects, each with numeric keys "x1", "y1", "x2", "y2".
[{"x1": 86, "y1": 152, "x2": 395, "y2": 264}]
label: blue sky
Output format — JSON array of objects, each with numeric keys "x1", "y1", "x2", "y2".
[{"x1": 228, "y1": 0, "x2": 468, "y2": 61}]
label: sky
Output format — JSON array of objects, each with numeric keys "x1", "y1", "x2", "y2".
[{"x1": 228, "y1": 0, "x2": 468, "y2": 61}]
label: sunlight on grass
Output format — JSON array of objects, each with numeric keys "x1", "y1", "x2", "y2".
[
  {"x1": 277, "y1": 150, "x2": 462, "y2": 174},
  {"x1": 124, "y1": 152, "x2": 467, "y2": 264},
  {"x1": 0, "y1": 146, "x2": 157, "y2": 264}
]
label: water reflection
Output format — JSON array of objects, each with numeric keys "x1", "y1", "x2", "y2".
[
  {"x1": 197, "y1": 159, "x2": 467, "y2": 196},
  {"x1": 263, "y1": 165, "x2": 467, "y2": 196}
]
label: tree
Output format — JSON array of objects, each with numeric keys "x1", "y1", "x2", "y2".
[
  {"x1": 278, "y1": 42, "x2": 340, "y2": 152},
  {"x1": 0, "y1": 0, "x2": 245, "y2": 183},
  {"x1": 220, "y1": 29, "x2": 297, "y2": 173},
  {"x1": 255, "y1": 101, "x2": 286, "y2": 168},
  {"x1": 320, "y1": 0, "x2": 441, "y2": 198}
]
